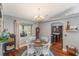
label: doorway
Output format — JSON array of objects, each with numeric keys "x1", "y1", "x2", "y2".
[{"x1": 51, "y1": 23, "x2": 63, "y2": 50}]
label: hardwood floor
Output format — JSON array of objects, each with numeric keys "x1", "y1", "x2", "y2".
[
  {"x1": 4, "y1": 49, "x2": 19, "y2": 56},
  {"x1": 4, "y1": 42, "x2": 74, "y2": 56},
  {"x1": 50, "y1": 42, "x2": 68, "y2": 56},
  {"x1": 4, "y1": 46, "x2": 27, "y2": 56}
]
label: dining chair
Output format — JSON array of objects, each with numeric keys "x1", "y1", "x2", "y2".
[
  {"x1": 27, "y1": 44, "x2": 35, "y2": 56},
  {"x1": 41, "y1": 36, "x2": 51, "y2": 56},
  {"x1": 41, "y1": 45, "x2": 50, "y2": 56},
  {"x1": 41, "y1": 36, "x2": 48, "y2": 42}
]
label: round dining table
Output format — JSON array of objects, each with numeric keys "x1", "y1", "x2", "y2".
[
  {"x1": 21, "y1": 38, "x2": 54, "y2": 56},
  {"x1": 32, "y1": 39, "x2": 48, "y2": 47}
]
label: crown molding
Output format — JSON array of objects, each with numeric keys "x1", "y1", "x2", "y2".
[{"x1": 41, "y1": 13, "x2": 79, "y2": 23}]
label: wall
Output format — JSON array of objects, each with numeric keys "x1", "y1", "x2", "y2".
[
  {"x1": 3, "y1": 15, "x2": 37, "y2": 49},
  {"x1": 39, "y1": 14, "x2": 79, "y2": 51},
  {"x1": 3, "y1": 15, "x2": 14, "y2": 33},
  {"x1": 3, "y1": 15, "x2": 37, "y2": 34}
]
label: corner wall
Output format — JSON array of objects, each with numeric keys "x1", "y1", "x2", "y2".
[
  {"x1": 3, "y1": 15, "x2": 37, "y2": 49},
  {"x1": 39, "y1": 14, "x2": 79, "y2": 51}
]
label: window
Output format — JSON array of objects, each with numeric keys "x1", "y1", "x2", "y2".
[{"x1": 19, "y1": 24, "x2": 32, "y2": 37}]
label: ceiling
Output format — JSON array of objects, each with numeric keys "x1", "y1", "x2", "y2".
[{"x1": 2, "y1": 3, "x2": 78, "y2": 22}]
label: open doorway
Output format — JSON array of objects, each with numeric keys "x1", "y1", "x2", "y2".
[{"x1": 51, "y1": 22, "x2": 63, "y2": 50}]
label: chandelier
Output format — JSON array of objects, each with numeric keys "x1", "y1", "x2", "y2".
[{"x1": 34, "y1": 8, "x2": 44, "y2": 22}]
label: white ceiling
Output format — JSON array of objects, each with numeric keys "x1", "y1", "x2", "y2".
[{"x1": 2, "y1": 3, "x2": 78, "y2": 22}]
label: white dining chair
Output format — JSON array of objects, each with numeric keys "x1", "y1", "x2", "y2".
[
  {"x1": 41, "y1": 36, "x2": 48, "y2": 42},
  {"x1": 41, "y1": 36, "x2": 51, "y2": 47},
  {"x1": 41, "y1": 45, "x2": 50, "y2": 56},
  {"x1": 40, "y1": 36, "x2": 51, "y2": 56},
  {"x1": 27, "y1": 44, "x2": 35, "y2": 56}
]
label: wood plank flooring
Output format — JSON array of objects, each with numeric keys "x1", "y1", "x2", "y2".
[
  {"x1": 4, "y1": 46, "x2": 27, "y2": 56},
  {"x1": 4, "y1": 42, "x2": 72, "y2": 56},
  {"x1": 50, "y1": 42, "x2": 68, "y2": 56}
]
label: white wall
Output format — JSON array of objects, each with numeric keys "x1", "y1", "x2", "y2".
[
  {"x1": 39, "y1": 14, "x2": 79, "y2": 51},
  {"x1": 3, "y1": 15, "x2": 37, "y2": 49},
  {"x1": 3, "y1": 15, "x2": 14, "y2": 33},
  {"x1": 3, "y1": 15, "x2": 37, "y2": 34},
  {"x1": 63, "y1": 16, "x2": 79, "y2": 51}
]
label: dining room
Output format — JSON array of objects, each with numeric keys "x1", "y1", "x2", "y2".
[{"x1": 0, "y1": 3, "x2": 79, "y2": 56}]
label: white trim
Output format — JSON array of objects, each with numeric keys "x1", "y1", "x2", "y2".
[
  {"x1": 16, "y1": 44, "x2": 27, "y2": 50},
  {"x1": 41, "y1": 13, "x2": 79, "y2": 23},
  {"x1": 19, "y1": 44, "x2": 27, "y2": 48}
]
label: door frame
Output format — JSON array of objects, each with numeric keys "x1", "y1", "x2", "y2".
[{"x1": 51, "y1": 22, "x2": 63, "y2": 49}]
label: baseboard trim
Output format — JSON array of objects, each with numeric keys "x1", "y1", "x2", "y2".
[{"x1": 19, "y1": 44, "x2": 27, "y2": 48}]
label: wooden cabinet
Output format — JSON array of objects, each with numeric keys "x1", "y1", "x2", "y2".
[{"x1": 3, "y1": 34, "x2": 16, "y2": 55}]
